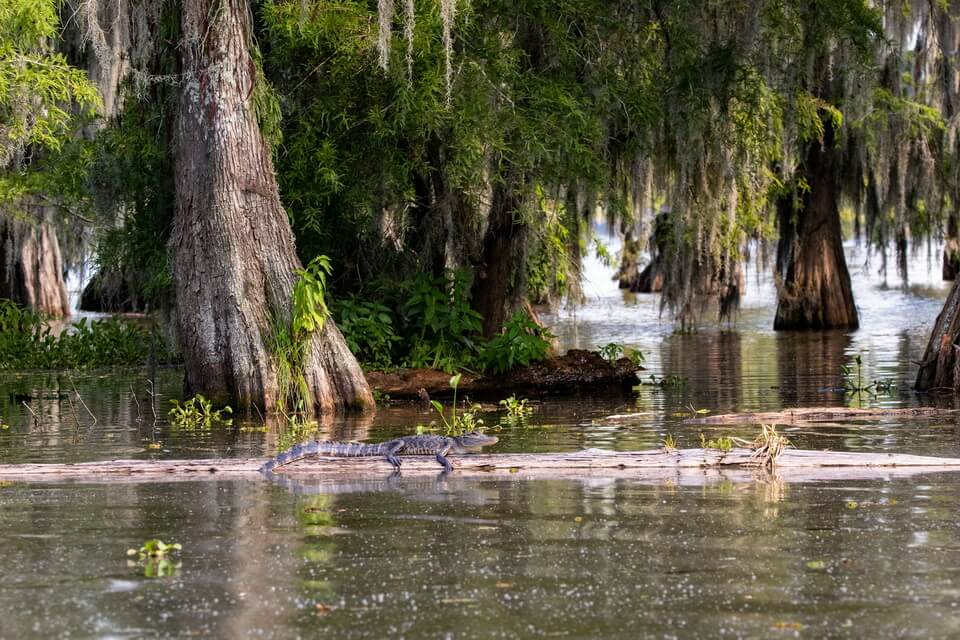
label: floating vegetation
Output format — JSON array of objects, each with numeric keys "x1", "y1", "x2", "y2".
[
  {"x1": 127, "y1": 539, "x2": 182, "y2": 578},
  {"x1": 168, "y1": 394, "x2": 233, "y2": 428},
  {"x1": 498, "y1": 395, "x2": 534, "y2": 427},
  {"x1": 637, "y1": 373, "x2": 687, "y2": 389}
]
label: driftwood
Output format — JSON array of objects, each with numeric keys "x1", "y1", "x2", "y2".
[
  {"x1": 2, "y1": 447, "x2": 960, "y2": 483},
  {"x1": 365, "y1": 349, "x2": 640, "y2": 399},
  {"x1": 681, "y1": 406, "x2": 955, "y2": 426}
]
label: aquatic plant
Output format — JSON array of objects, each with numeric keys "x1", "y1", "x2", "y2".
[
  {"x1": 168, "y1": 395, "x2": 233, "y2": 428},
  {"x1": 639, "y1": 373, "x2": 688, "y2": 389},
  {"x1": 127, "y1": 539, "x2": 182, "y2": 579},
  {"x1": 661, "y1": 433, "x2": 678, "y2": 452},
  {"x1": 427, "y1": 374, "x2": 486, "y2": 436},
  {"x1": 0, "y1": 299, "x2": 177, "y2": 370},
  {"x1": 841, "y1": 353, "x2": 896, "y2": 397},
  {"x1": 700, "y1": 433, "x2": 735, "y2": 452},
  {"x1": 499, "y1": 395, "x2": 534, "y2": 427}
]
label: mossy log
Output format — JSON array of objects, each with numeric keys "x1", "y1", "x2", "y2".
[{"x1": 2, "y1": 448, "x2": 960, "y2": 483}]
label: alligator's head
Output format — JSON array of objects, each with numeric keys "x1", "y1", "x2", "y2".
[{"x1": 454, "y1": 430, "x2": 498, "y2": 451}]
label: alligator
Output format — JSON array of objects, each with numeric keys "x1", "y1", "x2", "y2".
[{"x1": 259, "y1": 431, "x2": 499, "y2": 475}]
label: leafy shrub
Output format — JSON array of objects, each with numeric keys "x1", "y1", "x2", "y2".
[
  {"x1": 479, "y1": 312, "x2": 554, "y2": 374},
  {"x1": 0, "y1": 299, "x2": 176, "y2": 370},
  {"x1": 400, "y1": 270, "x2": 483, "y2": 372},
  {"x1": 334, "y1": 297, "x2": 400, "y2": 369}
]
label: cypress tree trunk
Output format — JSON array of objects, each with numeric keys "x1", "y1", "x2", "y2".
[
  {"x1": 171, "y1": 0, "x2": 372, "y2": 413},
  {"x1": 472, "y1": 178, "x2": 527, "y2": 338},
  {"x1": 0, "y1": 213, "x2": 70, "y2": 317},
  {"x1": 774, "y1": 123, "x2": 859, "y2": 330},
  {"x1": 916, "y1": 278, "x2": 960, "y2": 391},
  {"x1": 944, "y1": 212, "x2": 959, "y2": 281}
]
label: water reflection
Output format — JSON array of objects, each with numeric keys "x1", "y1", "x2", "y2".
[{"x1": 4, "y1": 476, "x2": 960, "y2": 637}]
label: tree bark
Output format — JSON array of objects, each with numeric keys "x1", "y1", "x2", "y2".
[
  {"x1": 472, "y1": 178, "x2": 527, "y2": 338},
  {"x1": 0, "y1": 212, "x2": 70, "y2": 317},
  {"x1": 944, "y1": 212, "x2": 959, "y2": 281},
  {"x1": 916, "y1": 277, "x2": 960, "y2": 391},
  {"x1": 773, "y1": 124, "x2": 859, "y2": 330},
  {"x1": 171, "y1": 0, "x2": 372, "y2": 413}
]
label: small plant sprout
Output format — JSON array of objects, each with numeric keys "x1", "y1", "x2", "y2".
[
  {"x1": 661, "y1": 433, "x2": 678, "y2": 452},
  {"x1": 429, "y1": 374, "x2": 486, "y2": 436},
  {"x1": 699, "y1": 433, "x2": 735, "y2": 452},
  {"x1": 841, "y1": 353, "x2": 896, "y2": 397},
  {"x1": 499, "y1": 395, "x2": 534, "y2": 427},
  {"x1": 599, "y1": 342, "x2": 624, "y2": 363},
  {"x1": 168, "y1": 394, "x2": 233, "y2": 428}
]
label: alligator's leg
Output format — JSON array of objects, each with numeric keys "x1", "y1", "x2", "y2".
[
  {"x1": 435, "y1": 446, "x2": 454, "y2": 473},
  {"x1": 385, "y1": 441, "x2": 404, "y2": 470}
]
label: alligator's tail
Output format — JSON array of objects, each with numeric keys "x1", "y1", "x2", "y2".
[{"x1": 259, "y1": 441, "x2": 384, "y2": 475}]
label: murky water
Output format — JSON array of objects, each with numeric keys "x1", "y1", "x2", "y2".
[{"x1": 2, "y1": 243, "x2": 960, "y2": 638}]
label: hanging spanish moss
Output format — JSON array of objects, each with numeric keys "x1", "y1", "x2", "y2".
[{"x1": 377, "y1": 0, "x2": 395, "y2": 71}]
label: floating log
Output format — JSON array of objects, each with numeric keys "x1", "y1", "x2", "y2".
[
  {"x1": 2, "y1": 447, "x2": 960, "y2": 483},
  {"x1": 365, "y1": 349, "x2": 640, "y2": 399},
  {"x1": 681, "y1": 406, "x2": 955, "y2": 426}
]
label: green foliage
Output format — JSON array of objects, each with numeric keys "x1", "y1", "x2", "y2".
[
  {"x1": 272, "y1": 256, "x2": 333, "y2": 418},
  {"x1": 335, "y1": 297, "x2": 400, "y2": 369},
  {"x1": 0, "y1": 0, "x2": 101, "y2": 162},
  {"x1": 478, "y1": 312, "x2": 554, "y2": 375},
  {"x1": 426, "y1": 374, "x2": 485, "y2": 436},
  {"x1": 168, "y1": 395, "x2": 233, "y2": 428},
  {"x1": 700, "y1": 433, "x2": 735, "y2": 453},
  {"x1": 0, "y1": 299, "x2": 176, "y2": 370},
  {"x1": 402, "y1": 270, "x2": 483, "y2": 371},
  {"x1": 498, "y1": 395, "x2": 534, "y2": 427},
  {"x1": 85, "y1": 98, "x2": 177, "y2": 309},
  {"x1": 127, "y1": 539, "x2": 182, "y2": 579},
  {"x1": 599, "y1": 343, "x2": 624, "y2": 363},
  {"x1": 292, "y1": 256, "x2": 333, "y2": 337},
  {"x1": 638, "y1": 373, "x2": 688, "y2": 389},
  {"x1": 661, "y1": 433, "x2": 678, "y2": 451}
]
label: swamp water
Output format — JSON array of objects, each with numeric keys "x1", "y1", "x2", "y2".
[{"x1": 2, "y1": 244, "x2": 960, "y2": 638}]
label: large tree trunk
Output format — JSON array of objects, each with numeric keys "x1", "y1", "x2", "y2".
[
  {"x1": 472, "y1": 178, "x2": 528, "y2": 338},
  {"x1": 915, "y1": 278, "x2": 960, "y2": 391},
  {"x1": 773, "y1": 124, "x2": 859, "y2": 330},
  {"x1": 171, "y1": 0, "x2": 372, "y2": 413},
  {"x1": 0, "y1": 213, "x2": 70, "y2": 317},
  {"x1": 944, "y1": 212, "x2": 959, "y2": 281}
]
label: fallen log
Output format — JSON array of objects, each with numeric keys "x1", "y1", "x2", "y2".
[
  {"x1": 681, "y1": 406, "x2": 955, "y2": 426},
  {"x1": 2, "y1": 447, "x2": 960, "y2": 483},
  {"x1": 365, "y1": 349, "x2": 640, "y2": 400}
]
